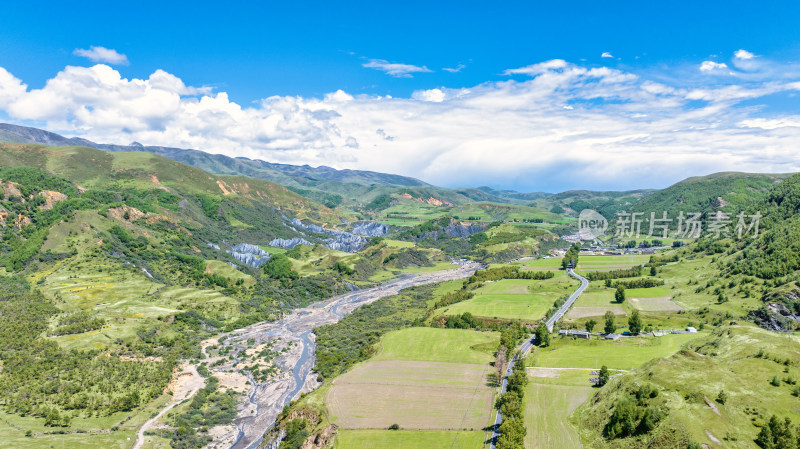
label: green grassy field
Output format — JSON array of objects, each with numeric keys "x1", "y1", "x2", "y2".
[
  {"x1": 626, "y1": 287, "x2": 672, "y2": 298},
  {"x1": 530, "y1": 332, "x2": 707, "y2": 370},
  {"x1": 373, "y1": 328, "x2": 498, "y2": 364},
  {"x1": 524, "y1": 370, "x2": 593, "y2": 449},
  {"x1": 441, "y1": 293, "x2": 553, "y2": 321},
  {"x1": 518, "y1": 257, "x2": 562, "y2": 268},
  {"x1": 336, "y1": 429, "x2": 485, "y2": 449},
  {"x1": 434, "y1": 275, "x2": 575, "y2": 322}
]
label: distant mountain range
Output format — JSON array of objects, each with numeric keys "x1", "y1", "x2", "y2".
[{"x1": 0, "y1": 123, "x2": 794, "y2": 221}]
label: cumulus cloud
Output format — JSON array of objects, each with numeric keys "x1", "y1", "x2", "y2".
[
  {"x1": 700, "y1": 60, "x2": 728, "y2": 72},
  {"x1": 73, "y1": 46, "x2": 129, "y2": 65},
  {"x1": 601, "y1": 52, "x2": 614, "y2": 58},
  {"x1": 362, "y1": 59, "x2": 432, "y2": 77},
  {"x1": 734, "y1": 49, "x2": 756, "y2": 60},
  {"x1": 0, "y1": 55, "x2": 799, "y2": 192}
]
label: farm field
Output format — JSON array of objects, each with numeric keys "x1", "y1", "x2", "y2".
[
  {"x1": 373, "y1": 327, "x2": 498, "y2": 364},
  {"x1": 576, "y1": 255, "x2": 649, "y2": 271},
  {"x1": 441, "y1": 293, "x2": 553, "y2": 321},
  {"x1": 524, "y1": 369, "x2": 594, "y2": 449},
  {"x1": 628, "y1": 296, "x2": 684, "y2": 312},
  {"x1": 326, "y1": 360, "x2": 493, "y2": 430},
  {"x1": 531, "y1": 332, "x2": 706, "y2": 370},
  {"x1": 336, "y1": 429, "x2": 485, "y2": 449},
  {"x1": 434, "y1": 276, "x2": 575, "y2": 322}
]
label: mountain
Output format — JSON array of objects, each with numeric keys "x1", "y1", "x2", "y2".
[
  {"x1": 629, "y1": 171, "x2": 791, "y2": 219},
  {"x1": 0, "y1": 123, "x2": 521, "y2": 209}
]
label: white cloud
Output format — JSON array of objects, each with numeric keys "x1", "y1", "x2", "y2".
[
  {"x1": 73, "y1": 46, "x2": 129, "y2": 65},
  {"x1": 734, "y1": 49, "x2": 756, "y2": 60},
  {"x1": 362, "y1": 59, "x2": 432, "y2": 78},
  {"x1": 700, "y1": 60, "x2": 728, "y2": 72},
  {"x1": 601, "y1": 52, "x2": 614, "y2": 58},
  {"x1": 503, "y1": 59, "x2": 569, "y2": 76},
  {"x1": 1, "y1": 55, "x2": 799, "y2": 191},
  {"x1": 443, "y1": 64, "x2": 466, "y2": 73}
]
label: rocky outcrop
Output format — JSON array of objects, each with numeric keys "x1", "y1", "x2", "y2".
[
  {"x1": 443, "y1": 219, "x2": 486, "y2": 238},
  {"x1": 748, "y1": 304, "x2": 799, "y2": 332},
  {"x1": 302, "y1": 424, "x2": 337, "y2": 449},
  {"x1": 226, "y1": 243, "x2": 271, "y2": 268},
  {"x1": 39, "y1": 190, "x2": 68, "y2": 210},
  {"x1": 352, "y1": 221, "x2": 388, "y2": 237},
  {"x1": 751, "y1": 288, "x2": 800, "y2": 331},
  {"x1": 231, "y1": 243, "x2": 269, "y2": 256},
  {"x1": 290, "y1": 218, "x2": 367, "y2": 252},
  {"x1": 269, "y1": 237, "x2": 313, "y2": 249}
]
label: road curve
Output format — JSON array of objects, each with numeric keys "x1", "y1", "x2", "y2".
[{"x1": 489, "y1": 268, "x2": 588, "y2": 449}]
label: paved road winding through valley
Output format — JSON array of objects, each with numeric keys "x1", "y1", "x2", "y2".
[{"x1": 489, "y1": 268, "x2": 588, "y2": 449}]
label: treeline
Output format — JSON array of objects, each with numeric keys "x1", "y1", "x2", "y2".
[
  {"x1": 495, "y1": 358, "x2": 529, "y2": 449},
  {"x1": 645, "y1": 254, "x2": 679, "y2": 267},
  {"x1": 585, "y1": 266, "x2": 643, "y2": 281},
  {"x1": 468, "y1": 266, "x2": 555, "y2": 283},
  {"x1": 605, "y1": 278, "x2": 665, "y2": 289},
  {"x1": 561, "y1": 243, "x2": 580, "y2": 269}
]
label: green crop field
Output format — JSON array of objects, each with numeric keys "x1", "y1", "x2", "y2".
[
  {"x1": 336, "y1": 429, "x2": 485, "y2": 449},
  {"x1": 373, "y1": 328, "x2": 498, "y2": 364},
  {"x1": 531, "y1": 332, "x2": 706, "y2": 370}
]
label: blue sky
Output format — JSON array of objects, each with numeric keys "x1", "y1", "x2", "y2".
[{"x1": 1, "y1": 0, "x2": 800, "y2": 192}]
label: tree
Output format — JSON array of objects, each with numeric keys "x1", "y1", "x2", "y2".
[
  {"x1": 598, "y1": 365, "x2": 610, "y2": 386},
  {"x1": 650, "y1": 266, "x2": 657, "y2": 276},
  {"x1": 615, "y1": 285, "x2": 626, "y2": 303},
  {"x1": 535, "y1": 323, "x2": 550, "y2": 347},
  {"x1": 263, "y1": 254, "x2": 299, "y2": 280},
  {"x1": 628, "y1": 310, "x2": 643, "y2": 335},
  {"x1": 604, "y1": 311, "x2": 617, "y2": 334},
  {"x1": 585, "y1": 319, "x2": 597, "y2": 333},
  {"x1": 495, "y1": 346, "x2": 508, "y2": 385},
  {"x1": 716, "y1": 389, "x2": 728, "y2": 405}
]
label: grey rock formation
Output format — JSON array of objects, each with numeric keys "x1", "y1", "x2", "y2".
[
  {"x1": 290, "y1": 218, "x2": 367, "y2": 252},
  {"x1": 231, "y1": 243, "x2": 269, "y2": 256},
  {"x1": 225, "y1": 242, "x2": 272, "y2": 268},
  {"x1": 269, "y1": 237, "x2": 313, "y2": 249},
  {"x1": 352, "y1": 221, "x2": 389, "y2": 237},
  {"x1": 444, "y1": 219, "x2": 486, "y2": 238}
]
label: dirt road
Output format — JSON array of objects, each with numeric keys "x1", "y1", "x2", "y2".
[{"x1": 132, "y1": 364, "x2": 205, "y2": 449}]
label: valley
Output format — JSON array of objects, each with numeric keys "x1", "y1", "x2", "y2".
[{"x1": 0, "y1": 129, "x2": 797, "y2": 449}]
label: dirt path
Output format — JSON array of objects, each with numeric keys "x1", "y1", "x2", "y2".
[
  {"x1": 132, "y1": 364, "x2": 205, "y2": 449},
  {"x1": 204, "y1": 261, "x2": 482, "y2": 449}
]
